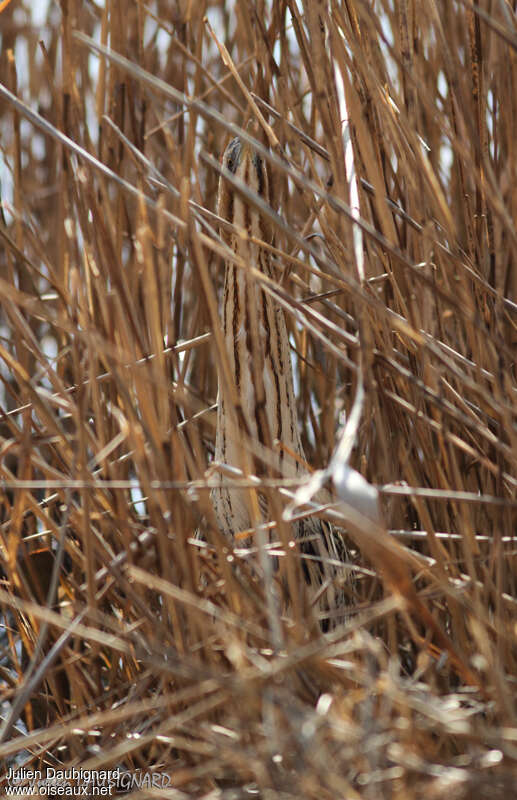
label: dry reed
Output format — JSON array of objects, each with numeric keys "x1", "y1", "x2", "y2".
[{"x1": 0, "y1": 1, "x2": 516, "y2": 797}]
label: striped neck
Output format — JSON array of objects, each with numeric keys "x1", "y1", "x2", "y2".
[{"x1": 213, "y1": 136, "x2": 304, "y2": 535}]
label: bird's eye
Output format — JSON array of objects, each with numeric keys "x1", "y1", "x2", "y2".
[{"x1": 225, "y1": 138, "x2": 241, "y2": 174}]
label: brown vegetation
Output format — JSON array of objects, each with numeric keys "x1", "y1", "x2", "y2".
[{"x1": 0, "y1": 1, "x2": 516, "y2": 797}]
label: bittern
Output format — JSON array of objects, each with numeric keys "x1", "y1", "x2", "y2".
[{"x1": 212, "y1": 134, "x2": 346, "y2": 624}]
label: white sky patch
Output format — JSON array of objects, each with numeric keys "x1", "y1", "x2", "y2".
[
  {"x1": 14, "y1": 35, "x2": 29, "y2": 84},
  {"x1": 440, "y1": 141, "x2": 453, "y2": 182},
  {"x1": 88, "y1": 49, "x2": 100, "y2": 85},
  {"x1": 30, "y1": 130, "x2": 46, "y2": 161},
  {"x1": 155, "y1": 27, "x2": 171, "y2": 70},
  {"x1": 437, "y1": 70, "x2": 448, "y2": 100},
  {"x1": 0, "y1": 148, "x2": 13, "y2": 225},
  {"x1": 487, "y1": 89, "x2": 495, "y2": 159},
  {"x1": 30, "y1": 0, "x2": 53, "y2": 27},
  {"x1": 333, "y1": 41, "x2": 364, "y2": 282},
  {"x1": 130, "y1": 482, "x2": 147, "y2": 517},
  {"x1": 41, "y1": 333, "x2": 58, "y2": 362},
  {"x1": 0, "y1": 325, "x2": 12, "y2": 408}
]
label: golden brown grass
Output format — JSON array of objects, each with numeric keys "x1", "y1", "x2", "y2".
[{"x1": 0, "y1": 1, "x2": 516, "y2": 797}]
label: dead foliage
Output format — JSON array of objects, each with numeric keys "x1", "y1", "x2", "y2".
[{"x1": 0, "y1": 1, "x2": 516, "y2": 797}]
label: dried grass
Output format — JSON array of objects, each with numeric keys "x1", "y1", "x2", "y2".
[{"x1": 0, "y1": 1, "x2": 516, "y2": 797}]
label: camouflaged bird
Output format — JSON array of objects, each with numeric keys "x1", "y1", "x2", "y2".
[{"x1": 212, "y1": 134, "x2": 347, "y2": 626}]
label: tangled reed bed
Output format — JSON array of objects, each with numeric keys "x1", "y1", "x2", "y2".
[{"x1": 0, "y1": 1, "x2": 516, "y2": 797}]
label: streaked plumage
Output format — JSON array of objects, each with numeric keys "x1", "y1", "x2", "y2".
[{"x1": 212, "y1": 135, "x2": 346, "y2": 624}]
